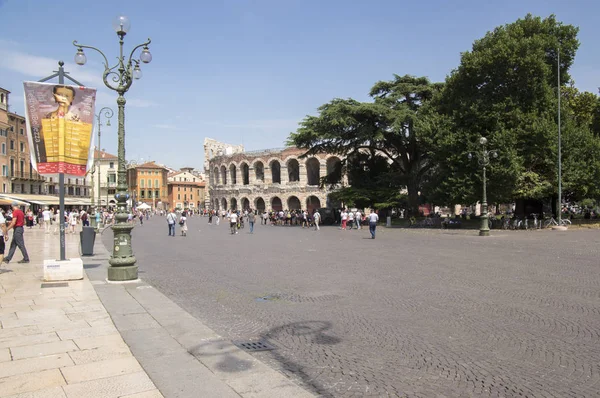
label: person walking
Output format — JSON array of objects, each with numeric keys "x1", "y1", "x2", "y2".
[
  {"x1": 42, "y1": 206, "x2": 52, "y2": 233},
  {"x1": 166, "y1": 209, "x2": 177, "y2": 236},
  {"x1": 3, "y1": 202, "x2": 30, "y2": 264},
  {"x1": 354, "y1": 210, "x2": 362, "y2": 229},
  {"x1": 0, "y1": 210, "x2": 8, "y2": 264},
  {"x1": 179, "y1": 213, "x2": 187, "y2": 236},
  {"x1": 229, "y1": 211, "x2": 238, "y2": 235},
  {"x1": 368, "y1": 209, "x2": 379, "y2": 239},
  {"x1": 341, "y1": 209, "x2": 348, "y2": 230},
  {"x1": 248, "y1": 210, "x2": 256, "y2": 233},
  {"x1": 313, "y1": 210, "x2": 321, "y2": 231}
]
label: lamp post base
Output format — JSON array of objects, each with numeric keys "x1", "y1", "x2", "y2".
[
  {"x1": 108, "y1": 222, "x2": 137, "y2": 281},
  {"x1": 479, "y1": 229, "x2": 490, "y2": 236},
  {"x1": 107, "y1": 264, "x2": 138, "y2": 281}
]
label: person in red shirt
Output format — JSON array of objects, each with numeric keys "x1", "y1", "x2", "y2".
[{"x1": 3, "y1": 202, "x2": 30, "y2": 264}]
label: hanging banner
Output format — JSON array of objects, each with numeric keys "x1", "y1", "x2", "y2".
[{"x1": 23, "y1": 81, "x2": 96, "y2": 176}]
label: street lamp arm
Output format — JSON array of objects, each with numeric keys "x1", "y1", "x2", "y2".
[
  {"x1": 96, "y1": 106, "x2": 114, "y2": 122},
  {"x1": 73, "y1": 41, "x2": 110, "y2": 70},
  {"x1": 128, "y1": 38, "x2": 151, "y2": 65}
]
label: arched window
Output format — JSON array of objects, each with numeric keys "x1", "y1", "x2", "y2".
[
  {"x1": 221, "y1": 165, "x2": 227, "y2": 185},
  {"x1": 306, "y1": 158, "x2": 320, "y2": 186},
  {"x1": 270, "y1": 160, "x2": 281, "y2": 184},
  {"x1": 287, "y1": 159, "x2": 299, "y2": 182},
  {"x1": 254, "y1": 161, "x2": 264, "y2": 181},
  {"x1": 230, "y1": 164, "x2": 237, "y2": 184},
  {"x1": 241, "y1": 163, "x2": 249, "y2": 185},
  {"x1": 214, "y1": 167, "x2": 220, "y2": 184}
]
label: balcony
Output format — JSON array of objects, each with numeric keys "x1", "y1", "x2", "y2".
[
  {"x1": 9, "y1": 172, "x2": 46, "y2": 181},
  {"x1": 100, "y1": 181, "x2": 117, "y2": 188}
]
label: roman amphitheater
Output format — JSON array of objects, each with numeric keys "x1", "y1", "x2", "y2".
[{"x1": 204, "y1": 138, "x2": 342, "y2": 213}]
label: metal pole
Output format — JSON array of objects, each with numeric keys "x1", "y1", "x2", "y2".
[
  {"x1": 479, "y1": 164, "x2": 489, "y2": 236},
  {"x1": 57, "y1": 65, "x2": 67, "y2": 261},
  {"x1": 97, "y1": 121, "x2": 101, "y2": 209},
  {"x1": 557, "y1": 48, "x2": 562, "y2": 224}
]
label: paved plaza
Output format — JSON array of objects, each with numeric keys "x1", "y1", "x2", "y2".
[{"x1": 101, "y1": 217, "x2": 600, "y2": 397}]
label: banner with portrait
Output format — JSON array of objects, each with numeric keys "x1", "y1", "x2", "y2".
[{"x1": 23, "y1": 81, "x2": 97, "y2": 176}]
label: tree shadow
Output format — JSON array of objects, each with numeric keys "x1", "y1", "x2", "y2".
[
  {"x1": 259, "y1": 320, "x2": 341, "y2": 397},
  {"x1": 0, "y1": 268, "x2": 13, "y2": 274}
]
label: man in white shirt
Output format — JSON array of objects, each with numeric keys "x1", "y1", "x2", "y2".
[
  {"x1": 354, "y1": 210, "x2": 362, "y2": 230},
  {"x1": 166, "y1": 209, "x2": 177, "y2": 236},
  {"x1": 229, "y1": 212, "x2": 238, "y2": 234},
  {"x1": 313, "y1": 210, "x2": 321, "y2": 231},
  {"x1": 42, "y1": 207, "x2": 52, "y2": 233},
  {"x1": 368, "y1": 209, "x2": 379, "y2": 239},
  {"x1": 347, "y1": 211, "x2": 354, "y2": 230},
  {"x1": 0, "y1": 210, "x2": 8, "y2": 263}
]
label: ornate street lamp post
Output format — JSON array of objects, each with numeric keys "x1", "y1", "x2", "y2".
[
  {"x1": 468, "y1": 137, "x2": 498, "y2": 237},
  {"x1": 95, "y1": 107, "x2": 113, "y2": 217},
  {"x1": 73, "y1": 16, "x2": 152, "y2": 281}
]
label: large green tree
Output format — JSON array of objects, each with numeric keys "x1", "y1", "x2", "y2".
[
  {"x1": 428, "y1": 14, "x2": 581, "y2": 206},
  {"x1": 289, "y1": 75, "x2": 442, "y2": 214}
]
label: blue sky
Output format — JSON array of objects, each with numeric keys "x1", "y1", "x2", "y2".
[{"x1": 0, "y1": 0, "x2": 598, "y2": 171}]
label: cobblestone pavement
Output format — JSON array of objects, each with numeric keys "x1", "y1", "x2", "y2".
[{"x1": 102, "y1": 217, "x2": 600, "y2": 397}]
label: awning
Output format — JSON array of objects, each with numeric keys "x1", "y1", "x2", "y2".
[{"x1": 0, "y1": 196, "x2": 30, "y2": 206}]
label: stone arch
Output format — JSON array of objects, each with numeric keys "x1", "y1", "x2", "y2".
[
  {"x1": 254, "y1": 161, "x2": 264, "y2": 182},
  {"x1": 213, "y1": 167, "x2": 220, "y2": 184},
  {"x1": 326, "y1": 156, "x2": 343, "y2": 182},
  {"x1": 229, "y1": 164, "x2": 237, "y2": 185},
  {"x1": 213, "y1": 198, "x2": 219, "y2": 210},
  {"x1": 221, "y1": 197, "x2": 227, "y2": 210},
  {"x1": 230, "y1": 197, "x2": 238, "y2": 211},
  {"x1": 241, "y1": 162, "x2": 249, "y2": 185},
  {"x1": 287, "y1": 195, "x2": 301, "y2": 210},
  {"x1": 306, "y1": 157, "x2": 320, "y2": 186},
  {"x1": 255, "y1": 197, "x2": 266, "y2": 213},
  {"x1": 306, "y1": 195, "x2": 321, "y2": 213},
  {"x1": 241, "y1": 197, "x2": 250, "y2": 210},
  {"x1": 270, "y1": 159, "x2": 281, "y2": 184},
  {"x1": 287, "y1": 158, "x2": 300, "y2": 182},
  {"x1": 220, "y1": 165, "x2": 227, "y2": 185},
  {"x1": 271, "y1": 196, "x2": 283, "y2": 211}
]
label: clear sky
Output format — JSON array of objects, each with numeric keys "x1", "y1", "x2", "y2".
[{"x1": 0, "y1": 0, "x2": 598, "y2": 171}]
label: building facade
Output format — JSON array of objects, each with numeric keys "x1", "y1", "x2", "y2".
[
  {"x1": 89, "y1": 149, "x2": 118, "y2": 208},
  {"x1": 167, "y1": 167, "x2": 206, "y2": 210},
  {"x1": 0, "y1": 87, "x2": 52, "y2": 197},
  {"x1": 205, "y1": 140, "x2": 342, "y2": 213},
  {"x1": 127, "y1": 161, "x2": 169, "y2": 209}
]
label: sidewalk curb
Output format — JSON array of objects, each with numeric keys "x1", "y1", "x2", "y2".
[{"x1": 85, "y1": 234, "x2": 314, "y2": 398}]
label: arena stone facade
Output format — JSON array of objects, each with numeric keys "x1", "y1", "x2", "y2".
[{"x1": 204, "y1": 139, "x2": 342, "y2": 213}]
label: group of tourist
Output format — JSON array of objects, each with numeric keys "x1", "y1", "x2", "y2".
[{"x1": 199, "y1": 207, "x2": 381, "y2": 238}]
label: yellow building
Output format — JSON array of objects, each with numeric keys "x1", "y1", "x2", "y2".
[{"x1": 127, "y1": 161, "x2": 169, "y2": 209}]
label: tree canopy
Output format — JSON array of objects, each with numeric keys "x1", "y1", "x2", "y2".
[
  {"x1": 288, "y1": 14, "x2": 600, "y2": 212},
  {"x1": 288, "y1": 75, "x2": 443, "y2": 214}
]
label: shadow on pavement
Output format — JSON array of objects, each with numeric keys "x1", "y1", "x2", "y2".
[{"x1": 261, "y1": 320, "x2": 341, "y2": 397}]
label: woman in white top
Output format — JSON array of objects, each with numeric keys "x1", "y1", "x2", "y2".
[
  {"x1": 341, "y1": 210, "x2": 348, "y2": 230},
  {"x1": 68, "y1": 211, "x2": 78, "y2": 234}
]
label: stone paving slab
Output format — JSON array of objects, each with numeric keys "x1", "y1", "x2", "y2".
[
  {"x1": 1, "y1": 224, "x2": 314, "y2": 398},
  {"x1": 0, "y1": 227, "x2": 162, "y2": 398}
]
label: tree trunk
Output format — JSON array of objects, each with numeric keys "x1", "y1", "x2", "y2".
[{"x1": 407, "y1": 180, "x2": 420, "y2": 217}]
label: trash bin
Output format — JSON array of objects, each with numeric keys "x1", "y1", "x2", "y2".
[{"x1": 80, "y1": 226, "x2": 96, "y2": 256}]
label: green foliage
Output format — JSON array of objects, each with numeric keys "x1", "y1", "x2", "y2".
[
  {"x1": 432, "y1": 14, "x2": 582, "y2": 204},
  {"x1": 289, "y1": 75, "x2": 443, "y2": 214}
]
